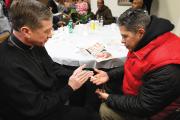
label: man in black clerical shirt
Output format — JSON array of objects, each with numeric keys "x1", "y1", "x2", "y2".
[{"x1": 0, "y1": 0, "x2": 100, "y2": 120}]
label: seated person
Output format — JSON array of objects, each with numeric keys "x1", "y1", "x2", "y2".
[
  {"x1": 64, "y1": 0, "x2": 76, "y2": 13},
  {"x1": 130, "y1": 0, "x2": 153, "y2": 14},
  {"x1": 48, "y1": 0, "x2": 70, "y2": 29},
  {"x1": 131, "y1": 0, "x2": 144, "y2": 9},
  {"x1": 91, "y1": 8, "x2": 180, "y2": 120},
  {"x1": 95, "y1": 0, "x2": 115, "y2": 25},
  {"x1": 0, "y1": 1, "x2": 100, "y2": 120},
  {"x1": 83, "y1": 0, "x2": 92, "y2": 13},
  {"x1": 0, "y1": 31, "x2": 10, "y2": 43},
  {"x1": 74, "y1": 0, "x2": 94, "y2": 24},
  {"x1": 48, "y1": 0, "x2": 65, "y2": 14},
  {"x1": 0, "y1": 0, "x2": 11, "y2": 33},
  {"x1": 63, "y1": 0, "x2": 77, "y2": 22}
]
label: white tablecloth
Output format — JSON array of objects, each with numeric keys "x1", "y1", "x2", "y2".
[{"x1": 45, "y1": 23, "x2": 128, "y2": 69}]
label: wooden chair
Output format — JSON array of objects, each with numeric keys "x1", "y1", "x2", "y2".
[{"x1": 0, "y1": 31, "x2": 10, "y2": 43}]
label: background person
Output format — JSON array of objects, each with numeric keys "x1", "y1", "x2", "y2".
[
  {"x1": 95, "y1": 0, "x2": 115, "y2": 25},
  {"x1": 130, "y1": 0, "x2": 153, "y2": 14},
  {"x1": 131, "y1": 0, "x2": 144, "y2": 9},
  {"x1": 0, "y1": 0, "x2": 11, "y2": 33},
  {"x1": 47, "y1": 0, "x2": 70, "y2": 29}
]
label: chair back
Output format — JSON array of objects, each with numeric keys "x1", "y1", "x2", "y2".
[{"x1": 0, "y1": 31, "x2": 10, "y2": 43}]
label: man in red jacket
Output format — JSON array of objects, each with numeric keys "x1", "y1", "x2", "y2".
[{"x1": 90, "y1": 8, "x2": 180, "y2": 120}]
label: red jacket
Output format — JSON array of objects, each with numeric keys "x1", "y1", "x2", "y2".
[
  {"x1": 123, "y1": 32, "x2": 180, "y2": 96},
  {"x1": 4, "y1": 0, "x2": 11, "y2": 9},
  {"x1": 122, "y1": 32, "x2": 180, "y2": 120}
]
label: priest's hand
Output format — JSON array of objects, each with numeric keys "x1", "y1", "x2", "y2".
[{"x1": 68, "y1": 64, "x2": 94, "y2": 91}]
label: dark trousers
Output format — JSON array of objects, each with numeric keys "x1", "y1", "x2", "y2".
[
  {"x1": 69, "y1": 80, "x2": 101, "y2": 113},
  {"x1": 56, "y1": 65, "x2": 101, "y2": 120},
  {"x1": 43, "y1": 105, "x2": 101, "y2": 120}
]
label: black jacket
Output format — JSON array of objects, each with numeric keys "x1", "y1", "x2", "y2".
[
  {"x1": 0, "y1": 35, "x2": 75, "y2": 120},
  {"x1": 105, "y1": 16, "x2": 180, "y2": 119},
  {"x1": 47, "y1": 0, "x2": 58, "y2": 14},
  {"x1": 95, "y1": 5, "x2": 115, "y2": 25}
]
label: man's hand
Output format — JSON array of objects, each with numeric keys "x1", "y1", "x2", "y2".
[
  {"x1": 68, "y1": 64, "x2": 94, "y2": 91},
  {"x1": 95, "y1": 89, "x2": 109, "y2": 100},
  {"x1": 90, "y1": 68, "x2": 109, "y2": 85}
]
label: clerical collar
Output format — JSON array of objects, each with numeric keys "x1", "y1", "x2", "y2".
[{"x1": 9, "y1": 34, "x2": 34, "y2": 51}]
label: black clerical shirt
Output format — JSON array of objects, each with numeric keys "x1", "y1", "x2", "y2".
[{"x1": 0, "y1": 35, "x2": 75, "y2": 120}]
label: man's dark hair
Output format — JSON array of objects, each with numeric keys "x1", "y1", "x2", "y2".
[
  {"x1": 9, "y1": 0, "x2": 52, "y2": 31},
  {"x1": 118, "y1": 8, "x2": 150, "y2": 33}
]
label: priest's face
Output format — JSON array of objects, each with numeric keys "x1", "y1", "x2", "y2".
[{"x1": 27, "y1": 20, "x2": 53, "y2": 46}]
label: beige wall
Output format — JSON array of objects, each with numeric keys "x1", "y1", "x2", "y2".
[
  {"x1": 91, "y1": 0, "x2": 180, "y2": 36},
  {"x1": 151, "y1": 0, "x2": 180, "y2": 36}
]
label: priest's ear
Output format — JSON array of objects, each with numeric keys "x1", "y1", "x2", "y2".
[{"x1": 20, "y1": 26, "x2": 31, "y2": 39}]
